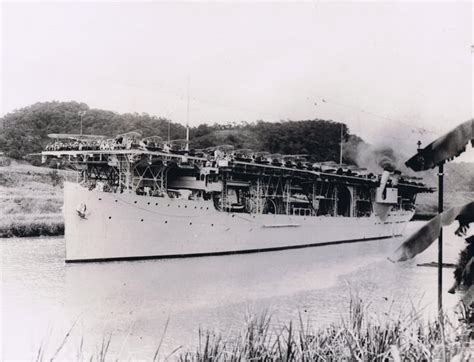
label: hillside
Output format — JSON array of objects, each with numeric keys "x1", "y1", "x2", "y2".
[
  {"x1": 415, "y1": 162, "x2": 474, "y2": 214},
  {"x1": 420, "y1": 162, "x2": 474, "y2": 192},
  {"x1": 0, "y1": 101, "x2": 186, "y2": 159},
  {"x1": 0, "y1": 101, "x2": 354, "y2": 164}
]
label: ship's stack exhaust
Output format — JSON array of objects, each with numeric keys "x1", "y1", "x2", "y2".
[
  {"x1": 379, "y1": 169, "x2": 391, "y2": 190},
  {"x1": 392, "y1": 170, "x2": 401, "y2": 186}
]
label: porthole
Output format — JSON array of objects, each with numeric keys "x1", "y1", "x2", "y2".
[
  {"x1": 147, "y1": 202, "x2": 150, "y2": 205},
  {"x1": 115, "y1": 200, "x2": 118, "y2": 203},
  {"x1": 155, "y1": 203, "x2": 158, "y2": 206},
  {"x1": 108, "y1": 216, "x2": 112, "y2": 219},
  {"x1": 211, "y1": 224, "x2": 214, "y2": 227},
  {"x1": 134, "y1": 201, "x2": 137, "y2": 204},
  {"x1": 98, "y1": 198, "x2": 102, "y2": 201},
  {"x1": 185, "y1": 205, "x2": 187, "y2": 208},
  {"x1": 165, "y1": 220, "x2": 168, "y2": 224},
  {"x1": 189, "y1": 222, "x2": 192, "y2": 225}
]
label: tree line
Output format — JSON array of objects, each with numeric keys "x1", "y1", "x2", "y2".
[{"x1": 0, "y1": 101, "x2": 358, "y2": 163}]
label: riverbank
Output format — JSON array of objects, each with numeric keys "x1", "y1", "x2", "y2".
[
  {"x1": 0, "y1": 215, "x2": 64, "y2": 237},
  {"x1": 175, "y1": 301, "x2": 472, "y2": 361},
  {"x1": 0, "y1": 160, "x2": 74, "y2": 237},
  {"x1": 31, "y1": 297, "x2": 472, "y2": 361}
]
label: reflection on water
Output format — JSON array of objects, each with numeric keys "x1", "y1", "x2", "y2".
[{"x1": 0, "y1": 222, "x2": 464, "y2": 360}]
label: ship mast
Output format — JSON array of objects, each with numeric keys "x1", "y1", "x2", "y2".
[
  {"x1": 185, "y1": 76, "x2": 190, "y2": 152},
  {"x1": 339, "y1": 123, "x2": 343, "y2": 165},
  {"x1": 168, "y1": 119, "x2": 171, "y2": 144}
]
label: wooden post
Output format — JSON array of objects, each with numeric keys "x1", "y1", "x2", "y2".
[
  {"x1": 438, "y1": 162, "x2": 444, "y2": 315},
  {"x1": 438, "y1": 161, "x2": 446, "y2": 362}
]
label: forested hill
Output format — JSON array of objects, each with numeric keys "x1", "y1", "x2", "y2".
[
  {"x1": 0, "y1": 101, "x2": 186, "y2": 159},
  {"x1": 0, "y1": 101, "x2": 355, "y2": 163}
]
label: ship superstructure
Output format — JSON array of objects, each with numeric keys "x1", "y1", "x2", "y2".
[{"x1": 42, "y1": 134, "x2": 432, "y2": 262}]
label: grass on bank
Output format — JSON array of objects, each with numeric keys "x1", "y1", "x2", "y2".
[
  {"x1": 34, "y1": 297, "x2": 472, "y2": 361},
  {"x1": 0, "y1": 160, "x2": 76, "y2": 237},
  {"x1": 177, "y1": 300, "x2": 472, "y2": 361},
  {"x1": 0, "y1": 214, "x2": 64, "y2": 237}
]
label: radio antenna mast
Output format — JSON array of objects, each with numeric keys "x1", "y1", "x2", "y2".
[
  {"x1": 168, "y1": 119, "x2": 171, "y2": 144},
  {"x1": 185, "y1": 76, "x2": 190, "y2": 152},
  {"x1": 339, "y1": 123, "x2": 343, "y2": 165}
]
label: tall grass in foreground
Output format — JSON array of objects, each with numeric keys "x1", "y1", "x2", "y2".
[
  {"x1": 178, "y1": 298, "x2": 472, "y2": 361},
  {"x1": 35, "y1": 297, "x2": 472, "y2": 361}
]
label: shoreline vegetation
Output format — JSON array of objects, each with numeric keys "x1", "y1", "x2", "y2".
[
  {"x1": 0, "y1": 160, "x2": 75, "y2": 238},
  {"x1": 0, "y1": 215, "x2": 64, "y2": 238},
  {"x1": 33, "y1": 297, "x2": 472, "y2": 361}
]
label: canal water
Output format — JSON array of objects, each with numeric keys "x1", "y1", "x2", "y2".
[{"x1": 0, "y1": 222, "x2": 466, "y2": 360}]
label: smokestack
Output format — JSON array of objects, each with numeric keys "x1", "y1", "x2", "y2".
[
  {"x1": 379, "y1": 169, "x2": 391, "y2": 190},
  {"x1": 392, "y1": 170, "x2": 402, "y2": 186}
]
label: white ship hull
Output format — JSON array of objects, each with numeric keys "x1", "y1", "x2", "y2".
[{"x1": 64, "y1": 182, "x2": 415, "y2": 262}]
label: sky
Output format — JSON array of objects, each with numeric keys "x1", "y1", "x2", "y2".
[{"x1": 1, "y1": 1, "x2": 473, "y2": 160}]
